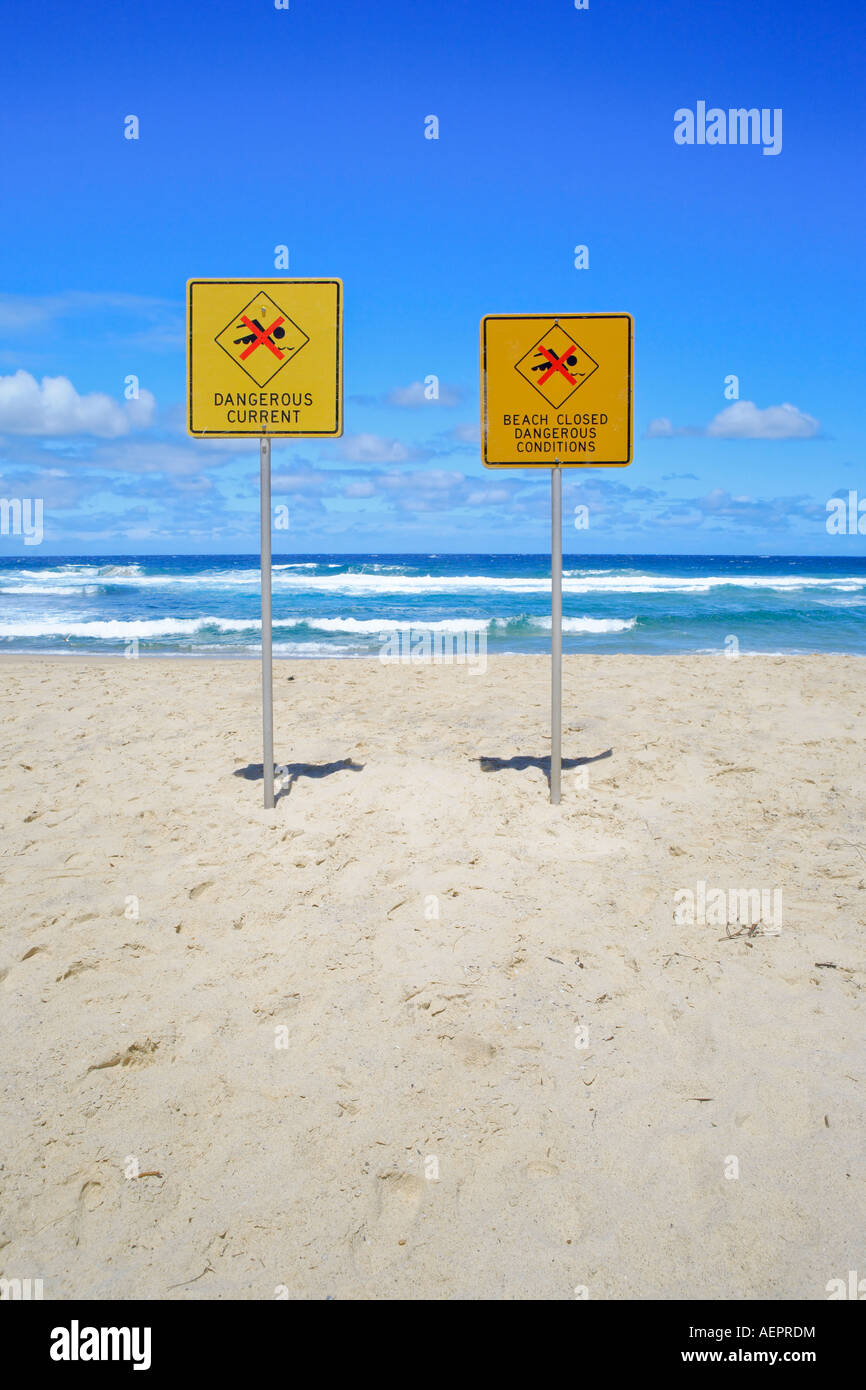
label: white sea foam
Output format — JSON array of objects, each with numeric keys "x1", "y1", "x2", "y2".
[
  {"x1": 0, "y1": 584, "x2": 100, "y2": 595},
  {"x1": 83, "y1": 571, "x2": 866, "y2": 596},
  {"x1": 0, "y1": 616, "x2": 486, "y2": 639},
  {"x1": 0, "y1": 618, "x2": 224, "y2": 639},
  {"x1": 5, "y1": 568, "x2": 103, "y2": 581},
  {"x1": 559, "y1": 573, "x2": 866, "y2": 594},
  {"x1": 0, "y1": 613, "x2": 640, "y2": 640},
  {"x1": 271, "y1": 641, "x2": 358, "y2": 656},
  {"x1": 303, "y1": 617, "x2": 492, "y2": 634},
  {"x1": 534, "y1": 616, "x2": 637, "y2": 633},
  {"x1": 6, "y1": 567, "x2": 862, "y2": 597}
]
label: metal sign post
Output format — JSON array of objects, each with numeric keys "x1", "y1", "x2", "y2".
[
  {"x1": 260, "y1": 436, "x2": 274, "y2": 810},
  {"x1": 186, "y1": 277, "x2": 343, "y2": 813},
  {"x1": 479, "y1": 311, "x2": 633, "y2": 805},
  {"x1": 550, "y1": 465, "x2": 562, "y2": 805}
]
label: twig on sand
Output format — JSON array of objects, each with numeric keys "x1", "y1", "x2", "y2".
[
  {"x1": 166, "y1": 1263, "x2": 213, "y2": 1292},
  {"x1": 828, "y1": 839, "x2": 866, "y2": 864}
]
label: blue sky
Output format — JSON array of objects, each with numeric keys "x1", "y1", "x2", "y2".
[{"x1": 0, "y1": 0, "x2": 863, "y2": 554}]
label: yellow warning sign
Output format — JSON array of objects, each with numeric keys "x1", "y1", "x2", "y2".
[
  {"x1": 481, "y1": 313, "x2": 633, "y2": 467},
  {"x1": 187, "y1": 278, "x2": 342, "y2": 437}
]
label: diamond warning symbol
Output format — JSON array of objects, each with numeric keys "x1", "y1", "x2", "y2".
[
  {"x1": 215, "y1": 292, "x2": 309, "y2": 388},
  {"x1": 515, "y1": 323, "x2": 599, "y2": 409}
]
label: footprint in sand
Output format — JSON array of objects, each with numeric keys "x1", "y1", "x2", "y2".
[
  {"x1": 84, "y1": 1037, "x2": 162, "y2": 1078},
  {"x1": 524, "y1": 1160, "x2": 559, "y2": 1178},
  {"x1": 376, "y1": 1171, "x2": 426, "y2": 1239},
  {"x1": 56, "y1": 959, "x2": 99, "y2": 983},
  {"x1": 451, "y1": 1034, "x2": 497, "y2": 1066},
  {"x1": 354, "y1": 1171, "x2": 426, "y2": 1274},
  {"x1": 70, "y1": 1173, "x2": 109, "y2": 1249}
]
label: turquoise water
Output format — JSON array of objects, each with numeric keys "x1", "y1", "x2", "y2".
[{"x1": 0, "y1": 554, "x2": 863, "y2": 656}]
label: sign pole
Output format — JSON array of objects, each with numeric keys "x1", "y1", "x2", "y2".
[
  {"x1": 187, "y1": 280, "x2": 343, "y2": 811},
  {"x1": 479, "y1": 312, "x2": 633, "y2": 803},
  {"x1": 260, "y1": 435, "x2": 274, "y2": 809},
  {"x1": 550, "y1": 464, "x2": 562, "y2": 805}
]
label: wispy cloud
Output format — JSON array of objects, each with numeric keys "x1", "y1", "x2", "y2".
[
  {"x1": 657, "y1": 487, "x2": 825, "y2": 530},
  {"x1": 451, "y1": 422, "x2": 480, "y2": 444},
  {"x1": 90, "y1": 438, "x2": 231, "y2": 474},
  {"x1": 646, "y1": 401, "x2": 821, "y2": 441},
  {"x1": 347, "y1": 381, "x2": 465, "y2": 409},
  {"x1": 386, "y1": 380, "x2": 464, "y2": 408},
  {"x1": 268, "y1": 460, "x2": 536, "y2": 515},
  {"x1": 0, "y1": 291, "x2": 183, "y2": 350},
  {"x1": 270, "y1": 463, "x2": 333, "y2": 495},
  {"x1": 337, "y1": 432, "x2": 431, "y2": 464}
]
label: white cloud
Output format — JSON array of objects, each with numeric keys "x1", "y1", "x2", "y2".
[
  {"x1": 645, "y1": 417, "x2": 675, "y2": 438},
  {"x1": 387, "y1": 380, "x2": 463, "y2": 408},
  {"x1": 466, "y1": 487, "x2": 510, "y2": 505},
  {"x1": 646, "y1": 401, "x2": 820, "y2": 441},
  {"x1": 685, "y1": 487, "x2": 823, "y2": 529},
  {"x1": 270, "y1": 468, "x2": 329, "y2": 495},
  {"x1": 0, "y1": 292, "x2": 182, "y2": 347},
  {"x1": 0, "y1": 370, "x2": 155, "y2": 437},
  {"x1": 706, "y1": 401, "x2": 820, "y2": 439},
  {"x1": 338, "y1": 432, "x2": 417, "y2": 464},
  {"x1": 46, "y1": 438, "x2": 231, "y2": 476},
  {"x1": 452, "y1": 422, "x2": 480, "y2": 444}
]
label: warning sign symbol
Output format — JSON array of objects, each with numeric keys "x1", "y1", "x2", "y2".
[
  {"x1": 214, "y1": 292, "x2": 310, "y2": 388},
  {"x1": 515, "y1": 323, "x2": 599, "y2": 408}
]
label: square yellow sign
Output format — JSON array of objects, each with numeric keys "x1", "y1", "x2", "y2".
[
  {"x1": 481, "y1": 313, "x2": 633, "y2": 466},
  {"x1": 187, "y1": 278, "x2": 342, "y2": 437}
]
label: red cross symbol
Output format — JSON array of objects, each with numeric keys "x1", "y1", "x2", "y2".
[
  {"x1": 238, "y1": 314, "x2": 286, "y2": 362},
  {"x1": 535, "y1": 342, "x2": 579, "y2": 386}
]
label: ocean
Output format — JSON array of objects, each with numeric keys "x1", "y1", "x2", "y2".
[{"x1": 0, "y1": 554, "x2": 863, "y2": 658}]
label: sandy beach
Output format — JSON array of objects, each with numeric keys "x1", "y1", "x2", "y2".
[{"x1": 1, "y1": 652, "x2": 863, "y2": 1300}]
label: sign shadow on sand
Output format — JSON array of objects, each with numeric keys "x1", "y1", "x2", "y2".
[
  {"x1": 234, "y1": 758, "x2": 364, "y2": 803},
  {"x1": 476, "y1": 747, "x2": 612, "y2": 793}
]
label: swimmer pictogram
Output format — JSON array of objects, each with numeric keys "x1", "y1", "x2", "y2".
[
  {"x1": 515, "y1": 323, "x2": 599, "y2": 407},
  {"x1": 215, "y1": 292, "x2": 310, "y2": 387}
]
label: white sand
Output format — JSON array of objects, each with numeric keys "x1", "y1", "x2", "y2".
[{"x1": 0, "y1": 653, "x2": 863, "y2": 1299}]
